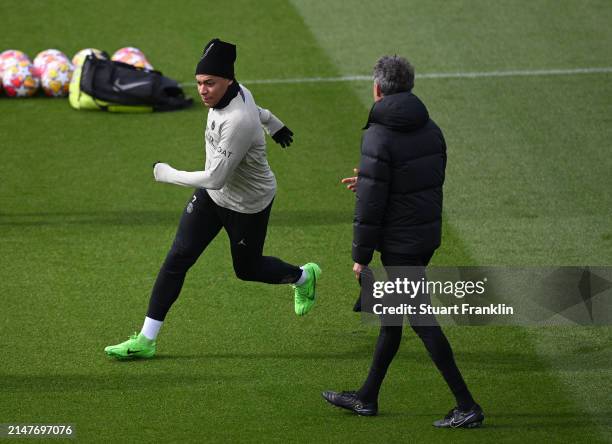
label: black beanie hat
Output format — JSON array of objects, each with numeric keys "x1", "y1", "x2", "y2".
[{"x1": 195, "y1": 38, "x2": 236, "y2": 79}]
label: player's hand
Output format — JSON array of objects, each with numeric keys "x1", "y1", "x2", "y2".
[
  {"x1": 153, "y1": 162, "x2": 173, "y2": 183},
  {"x1": 272, "y1": 126, "x2": 294, "y2": 148},
  {"x1": 353, "y1": 262, "x2": 366, "y2": 280},
  {"x1": 341, "y1": 168, "x2": 359, "y2": 192}
]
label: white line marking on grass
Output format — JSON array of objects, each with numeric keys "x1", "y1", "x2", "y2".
[
  {"x1": 417, "y1": 67, "x2": 612, "y2": 80},
  {"x1": 181, "y1": 67, "x2": 612, "y2": 88}
]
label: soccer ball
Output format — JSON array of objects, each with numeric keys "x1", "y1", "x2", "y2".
[
  {"x1": 72, "y1": 48, "x2": 108, "y2": 69},
  {"x1": 2, "y1": 59, "x2": 39, "y2": 97},
  {"x1": 33, "y1": 49, "x2": 70, "y2": 78},
  {"x1": 41, "y1": 60, "x2": 73, "y2": 97},
  {"x1": 0, "y1": 50, "x2": 31, "y2": 79},
  {"x1": 111, "y1": 47, "x2": 153, "y2": 70}
]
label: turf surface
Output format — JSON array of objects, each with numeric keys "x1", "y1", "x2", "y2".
[{"x1": 1, "y1": 0, "x2": 611, "y2": 442}]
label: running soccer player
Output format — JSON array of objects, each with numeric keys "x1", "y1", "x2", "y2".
[{"x1": 104, "y1": 38, "x2": 321, "y2": 359}]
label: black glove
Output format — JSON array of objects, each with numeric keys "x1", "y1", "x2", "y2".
[{"x1": 272, "y1": 126, "x2": 294, "y2": 148}]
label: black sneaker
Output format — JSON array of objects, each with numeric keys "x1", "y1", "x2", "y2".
[
  {"x1": 433, "y1": 404, "x2": 484, "y2": 428},
  {"x1": 321, "y1": 391, "x2": 378, "y2": 416}
]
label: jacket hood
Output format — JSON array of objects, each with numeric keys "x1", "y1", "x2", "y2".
[{"x1": 364, "y1": 91, "x2": 429, "y2": 132}]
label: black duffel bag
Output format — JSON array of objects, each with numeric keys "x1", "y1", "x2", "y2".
[{"x1": 69, "y1": 55, "x2": 192, "y2": 112}]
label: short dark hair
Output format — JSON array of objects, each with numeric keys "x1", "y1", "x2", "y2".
[{"x1": 373, "y1": 55, "x2": 414, "y2": 95}]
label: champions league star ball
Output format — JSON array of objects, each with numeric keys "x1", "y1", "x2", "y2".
[
  {"x1": 72, "y1": 48, "x2": 108, "y2": 69},
  {"x1": 41, "y1": 60, "x2": 73, "y2": 97},
  {"x1": 2, "y1": 59, "x2": 39, "y2": 97},
  {"x1": 33, "y1": 49, "x2": 70, "y2": 78},
  {"x1": 111, "y1": 47, "x2": 153, "y2": 70}
]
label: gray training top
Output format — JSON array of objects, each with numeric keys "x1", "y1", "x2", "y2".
[{"x1": 152, "y1": 84, "x2": 285, "y2": 213}]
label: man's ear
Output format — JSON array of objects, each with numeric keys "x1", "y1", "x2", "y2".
[{"x1": 373, "y1": 82, "x2": 383, "y2": 101}]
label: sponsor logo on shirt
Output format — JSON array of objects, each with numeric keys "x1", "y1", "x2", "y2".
[
  {"x1": 215, "y1": 147, "x2": 233, "y2": 158},
  {"x1": 206, "y1": 127, "x2": 233, "y2": 158}
]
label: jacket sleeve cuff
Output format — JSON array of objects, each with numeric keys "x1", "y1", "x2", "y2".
[{"x1": 352, "y1": 244, "x2": 374, "y2": 265}]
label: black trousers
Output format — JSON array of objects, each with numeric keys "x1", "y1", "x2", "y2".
[
  {"x1": 147, "y1": 189, "x2": 302, "y2": 321},
  {"x1": 357, "y1": 250, "x2": 475, "y2": 409}
]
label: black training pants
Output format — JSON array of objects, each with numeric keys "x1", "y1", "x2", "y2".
[
  {"x1": 147, "y1": 188, "x2": 302, "y2": 321},
  {"x1": 357, "y1": 250, "x2": 475, "y2": 409}
]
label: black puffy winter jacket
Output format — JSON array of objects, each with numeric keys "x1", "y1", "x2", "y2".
[{"x1": 352, "y1": 91, "x2": 446, "y2": 265}]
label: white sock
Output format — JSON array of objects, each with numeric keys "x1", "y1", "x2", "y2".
[
  {"x1": 294, "y1": 267, "x2": 308, "y2": 286},
  {"x1": 141, "y1": 316, "x2": 163, "y2": 341}
]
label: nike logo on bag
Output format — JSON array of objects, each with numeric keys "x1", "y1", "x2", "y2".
[{"x1": 113, "y1": 79, "x2": 150, "y2": 91}]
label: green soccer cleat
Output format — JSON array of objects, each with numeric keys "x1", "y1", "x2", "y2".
[
  {"x1": 104, "y1": 332, "x2": 156, "y2": 360},
  {"x1": 293, "y1": 262, "x2": 321, "y2": 316}
]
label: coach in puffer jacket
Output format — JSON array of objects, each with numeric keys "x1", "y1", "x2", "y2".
[
  {"x1": 324, "y1": 56, "x2": 482, "y2": 428},
  {"x1": 352, "y1": 75, "x2": 446, "y2": 266}
]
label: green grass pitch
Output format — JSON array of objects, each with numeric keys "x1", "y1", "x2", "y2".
[{"x1": 1, "y1": 0, "x2": 611, "y2": 442}]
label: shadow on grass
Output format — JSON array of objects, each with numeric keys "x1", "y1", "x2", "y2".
[
  {"x1": 457, "y1": 411, "x2": 612, "y2": 430},
  {"x1": 0, "y1": 209, "x2": 350, "y2": 227},
  {"x1": 108, "y1": 344, "x2": 612, "y2": 373},
  {"x1": 316, "y1": 408, "x2": 612, "y2": 430},
  {"x1": 98, "y1": 343, "x2": 611, "y2": 373}
]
